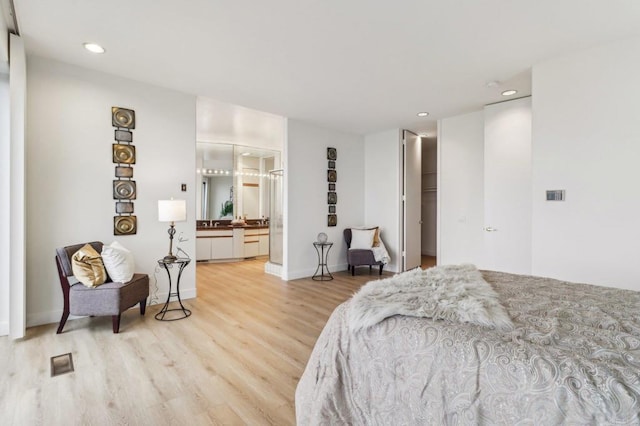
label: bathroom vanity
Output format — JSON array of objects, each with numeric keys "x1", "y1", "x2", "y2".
[{"x1": 196, "y1": 220, "x2": 269, "y2": 261}]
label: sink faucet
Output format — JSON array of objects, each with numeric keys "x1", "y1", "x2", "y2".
[{"x1": 214, "y1": 222, "x2": 219, "y2": 227}]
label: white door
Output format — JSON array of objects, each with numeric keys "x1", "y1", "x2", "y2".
[
  {"x1": 403, "y1": 130, "x2": 422, "y2": 270},
  {"x1": 483, "y1": 97, "x2": 532, "y2": 274}
]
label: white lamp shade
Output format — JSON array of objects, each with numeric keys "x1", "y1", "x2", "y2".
[{"x1": 158, "y1": 199, "x2": 187, "y2": 222}]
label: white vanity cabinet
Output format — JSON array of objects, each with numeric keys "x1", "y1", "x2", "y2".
[
  {"x1": 196, "y1": 226, "x2": 269, "y2": 261},
  {"x1": 259, "y1": 234, "x2": 269, "y2": 256},
  {"x1": 244, "y1": 228, "x2": 261, "y2": 258},
  {"x1": 196, "y1": 229, "x2": 234, "y2": 260}
]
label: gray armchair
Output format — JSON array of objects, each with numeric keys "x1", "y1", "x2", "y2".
[
  {"x1": 55, "y1": 241, "x2": 149, "y2": 334},
  {"x1": 344, "y1": 228, "x2": 384, "y2": 276}
]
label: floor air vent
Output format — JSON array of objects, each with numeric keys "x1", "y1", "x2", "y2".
[{"x1": 50, "y1": 353, "x2": 74, "y2": 377}]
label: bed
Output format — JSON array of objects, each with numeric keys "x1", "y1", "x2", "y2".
[{"x1": 296, "y1": 267, "x2": 640, "y2": 425}]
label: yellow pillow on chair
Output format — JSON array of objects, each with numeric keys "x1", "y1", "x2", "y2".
[{"x1": 71, "y1": 244, "x2": 107, "y2": 288}]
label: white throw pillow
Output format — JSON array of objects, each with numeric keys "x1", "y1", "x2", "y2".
[
  {"x1": 350, "y1": 229, "x2": 376, "y2": 249},
  {"x1": 101, "y1": 241, "x2": 135, "y2": 283}
]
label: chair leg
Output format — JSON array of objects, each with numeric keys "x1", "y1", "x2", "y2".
[
  {"x1": 379, "y1": 265, "x2": 383, "y2": 275},
  {"x1": 112, "y1": 314, "x2": 121, "y2": 333},
  {"x1": 352, "y1": 266, "x2": 355, "y2": 276},
  {"x1": 369, "y1": 265, "x2": 372, "y2": 273},
  {"x1": 140, "y1": 299, "x2": 147, "y2": 315},
  {"x1": 56, "y1": 310, "x2": 69, "y2": 334}
]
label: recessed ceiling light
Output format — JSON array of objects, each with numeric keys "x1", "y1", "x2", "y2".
[
  {"x1": 486, "y1": 80, "x2": 500, "y2": 88},
  {"x1": 501, "y1": 90, "x2": 517, "y2": 96},
  {"x1": 83, "y1": 43, "x2": 105, "y2": 54},
  {"x1": 417, "y1": 112, "x2": 429, "y2": 117}
]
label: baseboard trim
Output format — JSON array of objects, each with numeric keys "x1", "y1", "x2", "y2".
[
  {"x1": 26, "y1": 289, "x2": 197, "y2": 328},
  {"x1": 284, "y1": 263, "x2": 348, "y2": 281},
  {"x1": 264, "y1": 262, "x2": 282, "y2": 278}
]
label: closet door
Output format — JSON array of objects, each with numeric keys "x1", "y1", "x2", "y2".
[
  {"x1": 403, "y1": 130, "x2": 422, "y2": 270},
  {"x1": 483, "y1": 97, "x2": 532, "y2": 274}
]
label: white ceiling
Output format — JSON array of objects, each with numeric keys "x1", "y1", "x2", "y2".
[{"x1": 13, "y1": 0, "x2": 640, "y2": 136}]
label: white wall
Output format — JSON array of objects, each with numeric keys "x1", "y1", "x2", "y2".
[
  {"x1": 364, "y1": 129, "x2": 402, "y2": 272},
  {"x1": 531, "y1": 36, "x2": 640, "y2": 291},
  {"x1": 285, "y1": 119, "x2": 364, "y2": 279},
  {"x1": 26, "y1": 56, "x2": 197, "y2": 327},
  {"x1": 0, "y1": 70, "x2": 8, "y2": 336},
  {"x1": 438, "y1": 111, "x2": 485, "y2": 266}
]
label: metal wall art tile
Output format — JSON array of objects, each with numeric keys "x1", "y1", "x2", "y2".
[
  {"x1": 115, "y1": 201, "x2": 134, "y2": 214},
  {"x1": 327, "y1": 170, "x2": 337, "y2": 182},
  {"x1": 112, "y1": 107, "x2": 136, "y2": 129},
  {"x1": 327, "y1": 147, "x2": 337, "y2": 160},
  {"x1": 113, "y1": 144, "x2": 136, "y2": 164},
  {"x1": 114, "y1": 215, "x2": 137, "y2": 235},
  {"x1": 327, "y1": 214, "x2": 337, "y2": 227},
  {"x1": 114, "y1": 129, "x2": 132, "y2": 142},
  {"x1": 328, "y1": 183, "x2": 335, "y2": 191},
  {"x1": 115, "y1": 166, "x2": 134, "y2": 178},
  {"x1": 328, "y1": 205, "x2": 336, "y2": 214},
  {"x1": 113, "y1": 180, "x2": 137, "y2": 200},
  {"x1": 327, "y1": 192, "x2": 337, "y2": 204}
]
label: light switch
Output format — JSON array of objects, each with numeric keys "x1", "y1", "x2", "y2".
[
  {"x1": 546, "y1": 190, "x2": 565, "y2": 201},
  {"x1": 181, "y1": 183, "x2": 187, "y2": 192}
]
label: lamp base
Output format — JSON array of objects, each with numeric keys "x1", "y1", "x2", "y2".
[{"x1": 163, "y1": 254, "x2": 177, "y2": 262}]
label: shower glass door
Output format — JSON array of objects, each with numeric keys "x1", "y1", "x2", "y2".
[{"x1": 269, "y1": 169, "x2": 284, "y2": 265}]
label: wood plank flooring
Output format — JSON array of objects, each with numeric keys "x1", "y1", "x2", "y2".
[{"x1": 0, "y1": 259, "x2": 391, "y2": 425}]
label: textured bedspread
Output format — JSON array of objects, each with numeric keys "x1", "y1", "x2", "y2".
[{"x1": 296, "y1": 271, "x2": 640, "y2": 425}]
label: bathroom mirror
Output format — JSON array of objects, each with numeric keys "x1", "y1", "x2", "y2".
[{"x1": 196, "y1": 143, "x2": 281, "y2": 220}]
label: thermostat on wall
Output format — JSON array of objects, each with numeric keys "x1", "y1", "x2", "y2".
[{"x1": 546, "y1": 190, "x2": 565, "y2": 201}]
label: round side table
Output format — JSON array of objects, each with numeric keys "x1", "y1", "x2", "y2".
[
  {"x1": 155, "y1": 257, "x2": 192, "y2": 321},
  {"x1": 312, "y1": 242, "x2": 333, "y2": 281}
]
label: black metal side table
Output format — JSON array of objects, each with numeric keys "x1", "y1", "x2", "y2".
[
  {"x1": 312, "y1": 242, "x2": 333, "y2": 281},
  {"x1": 155, "y1": 258, "x2": 192, "y2": 321}
]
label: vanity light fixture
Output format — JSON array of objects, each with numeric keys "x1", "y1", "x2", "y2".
[
  {"x1": 501, "y1": 90, "x2": 517, "y2": 96},
  {"x1": 83, "y1": 42, "x2": 106, "y2": 54},
  {"x1": 417, "y1": 112, "x2": 429, "y2": 117}
]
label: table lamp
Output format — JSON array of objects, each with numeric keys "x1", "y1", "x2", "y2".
[{"x1": 158, "y1": 199, "x2": 186, "y2": 261}]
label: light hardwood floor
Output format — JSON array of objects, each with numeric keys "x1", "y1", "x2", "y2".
[
  {"x1": 421, "y1": 255, "x2": 437, "y2": 269},
  {"x1": 0, "y1": 259, "x2": 391, "y2": 425}
]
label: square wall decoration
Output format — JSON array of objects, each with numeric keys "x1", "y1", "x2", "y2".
[
  {"x1": 114, "y1": 215, "x2": 137, "y2": 235},
  {"x1": 327, "y1": 147, "x2": 337, "y2": 160},
  {"x1": 112, "y1": 107, "x2": 136, "y2": 129},
  {"x1": 113, "y1": 144, "x2": 136, "y2": 164},
  {"x1": 112, "y1": 106, "x2": 137, "y2": 235},
  {"x1": 327, "y1": 192, "x2": 337, "y2": 204},
  {"x1": 326, "y1": 147, "x2": 337, "y2": 226}
]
